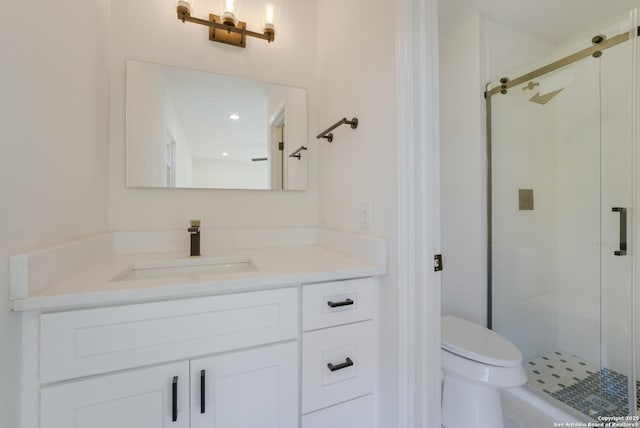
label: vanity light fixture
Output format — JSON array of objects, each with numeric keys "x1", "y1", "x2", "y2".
[{"x1": 176, "y1": 0, "x2": 277, "y2": 48}]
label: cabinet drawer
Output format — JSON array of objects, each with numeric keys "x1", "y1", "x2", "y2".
[
  {"x1": 302, "y1": 278, "x2": 374, "y2": 331},
  {"x1": 41, "y1": 288, "x2": 298, "y2": 383},
  {"x1": 302, "y1": 395, "x2": 373, "y2": 428},
  {"x1": 302, "y1": 321, "x2": 374, "y2": 413}
]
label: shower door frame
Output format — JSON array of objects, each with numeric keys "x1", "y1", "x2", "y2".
[
  {"x1": 486, "y1": 24, "x2": 639, "y2": 326},
  {"x1": 485, "y1": 18, "x2": 639, "y2": 418}
]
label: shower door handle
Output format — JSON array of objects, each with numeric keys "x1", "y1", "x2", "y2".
[{"x1": 612, "y1": 207, "x2": 627, "y2": 256}]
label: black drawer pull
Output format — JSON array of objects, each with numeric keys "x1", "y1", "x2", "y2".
[
  {"x1": 172, "y1": 376, "x2": 178, "y2": 422},
  {"x1": 327, "y1": 298, "x2": 354, "y2": 308},
  {"x1": 327, "y1": 357, "x2": 354, "y2": 372},
  {"x1": 200, "y1": 370, "x2": 206, "y2": 414}
]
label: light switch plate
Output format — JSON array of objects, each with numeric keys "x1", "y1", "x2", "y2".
[{"x1": 359, "y1": 201, "x2": 372, "y2": 229}]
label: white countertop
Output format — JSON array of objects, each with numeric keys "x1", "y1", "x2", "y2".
[{"x1": 12, "y1": 245, "x2": 385, "y2": 312}]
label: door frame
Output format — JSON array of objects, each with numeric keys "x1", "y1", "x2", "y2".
[{"x1": 395, "y1": 0, "x2": 442, "y2": 426}]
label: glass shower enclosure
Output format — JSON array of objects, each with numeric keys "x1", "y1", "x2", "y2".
[{"x1": 488, "y1": 12, "x2": 639, "y2": 421}]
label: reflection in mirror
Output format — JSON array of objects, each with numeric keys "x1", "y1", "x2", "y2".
[{"x1": 125, "y1": 60, "x2": 308, "y2": 190}]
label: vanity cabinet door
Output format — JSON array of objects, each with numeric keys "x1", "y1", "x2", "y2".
[
  {"x1": 41, "y1": 361, "x2": 189, "y2": 428},
  {"x1": 191, "y1": 341, "x2": 298, "y2": 428}
]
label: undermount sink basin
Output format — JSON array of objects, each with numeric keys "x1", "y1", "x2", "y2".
[{"x1": 110, "y1": 256, "x2": 256, "y2": 281}]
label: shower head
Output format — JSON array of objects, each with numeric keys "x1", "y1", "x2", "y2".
[{"x1": 529, "y1": 89, "x2": 563, "y2": 105}]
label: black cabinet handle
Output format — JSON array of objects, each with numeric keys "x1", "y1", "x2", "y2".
[
  {"x1": 327, "y1": 298, "x2": 354, "y2": 308},
  {"x1": 172, "y1": 376, "x2": 178, "y2": 422},
  {"x1": 200, "y1": 370, "x2": 206, "y2": 414},
  {"x1": 613, "y1": 207, "x2": 627, "y2": 256},
  {"x1": 327, "y1": 357, "x2": 354, "y2": 372}
]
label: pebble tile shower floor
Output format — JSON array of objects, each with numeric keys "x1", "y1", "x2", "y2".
[{"x1": 525, "y1": 351, "x2": 639, "y2": 419}]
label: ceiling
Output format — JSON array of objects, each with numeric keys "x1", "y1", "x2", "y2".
[{"x1": 469, "y1": 0, "x2": 640, "y2": 45}]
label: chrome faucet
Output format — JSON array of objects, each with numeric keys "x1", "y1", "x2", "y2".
[{"x1": 188, "y1": 220, "x2": 201, "y2": 257}]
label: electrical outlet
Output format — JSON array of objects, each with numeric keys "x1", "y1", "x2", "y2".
[{"x1": 359, "y1": 201, "x2": 372, "y2": 229}]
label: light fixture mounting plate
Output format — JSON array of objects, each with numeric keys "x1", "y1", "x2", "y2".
[{"x1": 209, "y1": 14, "x2": 247, "y2": 48}]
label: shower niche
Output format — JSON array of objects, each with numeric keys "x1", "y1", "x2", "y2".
[{"x1": 488, "y1": 12, "x2": 639, "y2": 421}]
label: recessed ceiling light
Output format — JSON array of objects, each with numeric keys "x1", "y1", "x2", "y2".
[
  {"x1": 229, "y1": 114, "x2": 240, "y2": 120},
  {"x1": 222, "y1": 152, "x2": 229, "y2": 157}
]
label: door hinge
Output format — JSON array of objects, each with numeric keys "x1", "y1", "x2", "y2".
[
  {"x1": 434, "y1": 254, "x2": 443, "y2": 272},
  {"x1": 278, "y1": 142, "x2": 284, "y2": 150}
]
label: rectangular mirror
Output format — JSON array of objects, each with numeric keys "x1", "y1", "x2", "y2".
[{"x1": 125, "y1": 60, "x2": 308, "y2": 190}]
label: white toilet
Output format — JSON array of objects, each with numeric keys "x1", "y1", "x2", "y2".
[{"x1": 441, "y1": 315, "x2": 527, "y2": 428}]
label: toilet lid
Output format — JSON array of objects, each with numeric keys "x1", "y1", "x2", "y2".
[{"x1": 441, "y1": 315, "x2": 523, "y2": 367}]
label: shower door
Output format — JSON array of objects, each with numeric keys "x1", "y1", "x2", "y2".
[{"x1": 488, "y1": 13, "x2": 637, "y2": 421}]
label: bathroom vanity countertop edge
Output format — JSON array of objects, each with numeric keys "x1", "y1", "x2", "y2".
[{"x1": 11, "y1": 246, "x2": 386, "y2": 312}]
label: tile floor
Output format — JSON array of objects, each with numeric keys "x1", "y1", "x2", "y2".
[{"x1": 525, "y1": 351, "x2": 637, "y2": 420}]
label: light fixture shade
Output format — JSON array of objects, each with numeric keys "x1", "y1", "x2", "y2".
[
  {"x1": 176, "y1": 0, "x2": 193, "y2": 14},
  {"x1": 262, "y1": 1, "x2": 281, "y2": 34},
  {"x1": 265, "y1": 3, "x2": 275, "y2": 25},
  {"x1": 262, "y1": 0, "x2": 282, "y2": 41},
  {"x1": 219, "y1": 0, "x2": 239, "y2": 25},
  {"x1": 176, "y1": 0, "x2": 193, "y2": 21}
]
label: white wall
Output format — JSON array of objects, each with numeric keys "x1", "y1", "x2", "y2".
[
  {"x1": 315, "y1": 0, "x2": 398, "y2": 425},
  {"x1": 0, "y1": 0, "x2": 111, "y2": 424},
  {"x1": 438, "y1": 0, "x2": 551, "y2": 326},
  {"x1": 553, "y1": 61, "x2": 602, "y2": 364},
  {"x1": 484, "y1": 18, "x2": 551, "y2": 82},
  {"x1": 438, "y1": 1, "x2": 486, "y2": 326},
  {"x1": 109, "y1": 0, "x2": 319, "y2": 231},
  {"x1": 490, "y1": 75, "x2": 561, "y2": 360}
]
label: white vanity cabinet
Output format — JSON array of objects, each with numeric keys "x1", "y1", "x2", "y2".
[
  {"x1": 28, "y1": 277, "x2": 377, "y2": 428},
  {"x1": 37, "y1": 287, "x2": 299, "y2": 428},
  {"x1": 41, "y1": 343, "x2": 299, "y2": 428},
  {"x1": 301, "y1": 278, "x2": 376, "y2": 427}
]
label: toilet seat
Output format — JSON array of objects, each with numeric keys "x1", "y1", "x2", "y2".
[{"x1": 442, "y1": 315, "x2": 522, "y2": 367}]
